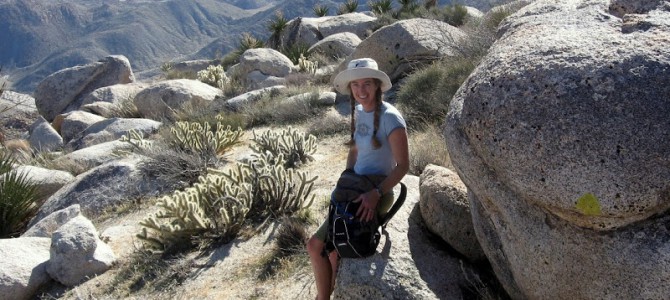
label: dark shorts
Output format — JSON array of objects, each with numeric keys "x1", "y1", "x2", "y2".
[{"x1": 313, "y1": 190, "x2": 395, "y2": 242}]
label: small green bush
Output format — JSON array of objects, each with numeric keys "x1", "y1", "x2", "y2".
[
  {"x1": 0, "y1": 151, "x2": 39, "y2": 238},
  {"x1": 313, "y1": 4, "x2": 330, "y2": 17},
  {"x1": 396, "y1": 58, "x2": 477, "y2": 128}
]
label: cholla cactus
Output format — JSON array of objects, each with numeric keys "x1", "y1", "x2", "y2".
[
  {"x1": 222, "y1": 152, "x2": 317, "y2": 220},
  {"x1": 197, "y1": 64, "x2": 228, "y2": 89},
  {"x1": 137, "y1": 173, "x2": 254, "y2": 250},
  {"x1": 250, "y1": 127, "x2": 317, "y2": 168},
  {"x1": 170, "y1": 121, "x2": 243, "y2": 155},
  {"x1": 138, "y1": 151, "x2": 317, "y2": 250},
  {"x1": 298, "y1": 54, "x2": 318, "y2": 74},
  {"x1": 119, "y1": 129, "x2": 149, "y2": 149}
]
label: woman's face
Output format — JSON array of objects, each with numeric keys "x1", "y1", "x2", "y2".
[{"x1": 349, "y1": 78, "x2": 379, "y2": 109}]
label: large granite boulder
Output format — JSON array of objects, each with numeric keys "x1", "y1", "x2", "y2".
[
  {"x1": 66, "y1": 117, "x2": 161, "y2": 150},
  {"x1": 23, "y1": 204, "x2": 82, "y2": 238},
  {"x1": 29, "y1": 157, "x2": 162, "y2": 226},
  {"x1": 0, "y1": 91, "x2": 37, "y2": 141},
  {"x1": 0, "y1": 237, "x2": 52, "y2": 300},
  {"x1": 419, "y1": 164, "x2": 485, "y2": 262},
  {"x1": 133, "y1": 79, "x2": 223, "y2": 120},
  {"x1": 52, "y1": 140, "x2": 138, "y2": 173},
  {"x1": 53, "y1": 111, "x2": 107, "y2": 144},
  {"x1": 279, "y1": 13, "x2": 376, "y2": 50},
  {"x1": 445, "y1": 0, "x2": 670, "y2": 299},
  {"x1": 80, "y1": 82, "x2": 147, "y2": 107},
  {"x1": 333, "y1": 18, "x2": 466, "y2": 86},
  {"x1": 4, "y1": 166, "x2": 74, "y2": 204},
  {"x1": 308, "y1": 32, "x2": 361, "y2": 59},
  {"x1": 34, "y1": 55, "x2": 134, "y2": 121}
]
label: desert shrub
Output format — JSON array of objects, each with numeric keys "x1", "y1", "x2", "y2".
[
  {"x1": 161, "y1": 62, "x2": 197, "y2": 80},
  {"x1": 437, "y1": 4, "x2": 469, "y2": 27},
  {"x1": 197, "y1": 65, "x2": 228, "y2": 89},
  {"x1": 250, "y1": 127, "x2": 317, "y2": 168},
  {"x1": 396, "y1": 58, "x2": 477, "y2": 128},
  {"x1": 109, "y1": 95, "x2": 142, "y2": 118},
  {"x1": 408, "y1": 123, "x2": 453, "y2": 175},
  {"x1": 313, "y1": 4, "x2": 330, "y2": 17},
  {"x1": 338, "y1": 0, "x2": 359, "y2": 15},
  {"x1": 258, "y1": 216, "x2": 309, "y2": 280},
  {"x1": 0, "y1": 151, "x2": 39, "y2": 238},
  {"x1": 242, "y1": 88, "x2": 329, "y2": 127},
  {"x1": 307, "y1": 112, "x2": 349, "y2": 137}
]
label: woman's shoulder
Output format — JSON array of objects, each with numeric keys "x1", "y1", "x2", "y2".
[{"x1": 381, "y1": 102, "x2": 403, "y2": 117}]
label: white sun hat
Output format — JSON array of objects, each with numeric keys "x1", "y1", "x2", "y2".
[{"x1": 333, "y1": 58, "x2": 392, "y2": 95}]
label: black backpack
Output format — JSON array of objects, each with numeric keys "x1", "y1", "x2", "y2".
[{"x1": 325, "y1": 169, "x2": 407, "y2": 258}]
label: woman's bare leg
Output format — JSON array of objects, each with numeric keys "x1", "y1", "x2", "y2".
[
  {"x1": 329, "y1": 251, "x2": 339, "y2": 294},
  {"x1": 308, "y1": 236, "x2": 332, "y2": 300}
]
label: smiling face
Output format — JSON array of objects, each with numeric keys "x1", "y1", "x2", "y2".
[{"x1": 349, "y1": 78, "x2": 380, "y2": 112}]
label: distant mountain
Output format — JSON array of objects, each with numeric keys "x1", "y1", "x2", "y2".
[{"x1": 0, "y1": 0, "x2": 502, "y2": 94}]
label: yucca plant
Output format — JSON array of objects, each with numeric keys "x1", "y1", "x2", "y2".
[
  {"x1": 369, "y1": 0, "x2": 393, "y2": 15},
  {"x1": 398, "y1": 0, "x2": 419, "y2": 14},
  {"x1": 267, "y1": 11, "x2": 289, "y2": 50},
  {"x1": 0, "y1": 151, "x2": 39, "y2": 238},
  {"x1": 236, "y1": 33, "x2": 265, "y2": 57},
  {"x1": 338, "y1": 0, "x2": 359, "y2": 15},
  {"x1": 313, "y1": 4, "x2": 330, "y2": 17}
]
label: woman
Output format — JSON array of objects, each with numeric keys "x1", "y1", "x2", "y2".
[{"x1": 306, "y1": 58, "x2": 409, "y2": 299}]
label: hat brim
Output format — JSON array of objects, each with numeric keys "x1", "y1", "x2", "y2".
[{"x1": 333, "y1": 67, "x2": 392, "y2": 95}]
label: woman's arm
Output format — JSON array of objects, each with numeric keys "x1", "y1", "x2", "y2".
[
  {"x1": 377, "y1": 127, "x2": 409, "y2": 195},
  {"x1": 346, "y1": 144, "x2": 358, "y2": 170}
]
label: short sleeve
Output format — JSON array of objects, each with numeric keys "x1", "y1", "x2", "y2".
[{"x1": 381, "y1": 105, "x2": 407, "y2": 137}]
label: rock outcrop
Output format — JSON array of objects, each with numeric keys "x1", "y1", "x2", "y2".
[
  {"x1": 34, "y1": 56, "x2": 134, "y2": 121},
  {"x1": 445, "y1": 0, "x2": 670, "y2": 298},
  {"x1": 333, "y1": 18, "x2": 466, "y2": 86},
  {"x1": 419, "y1": 164, "x2": 485, "y2": 262},
  {"x1": 133, "y1": 79, "x2": 223, "y2": 120}
]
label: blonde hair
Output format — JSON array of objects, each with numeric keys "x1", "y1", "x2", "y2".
[{"x1": 345, "y1": 79, "x2": 383, "y2": 149}]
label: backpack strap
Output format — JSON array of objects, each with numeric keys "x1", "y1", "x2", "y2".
[{"x1": 379, "y1": 182, "x2": 407, "y2": 231}]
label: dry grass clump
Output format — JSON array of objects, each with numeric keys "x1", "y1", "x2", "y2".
[
  {"x1": 257, "y1": 216, "x2": 310, "y2": 281},
  {"x1": 242, "y1": 87, "x2": 330, "y2": 127},
  {"x1": 408, "y1": 123, "x2": 453, "y2": 175},
  {"x1": 306, "y1": 110, "x2": 349, "y2": 137}
]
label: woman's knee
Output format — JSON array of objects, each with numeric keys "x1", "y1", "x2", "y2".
[{"x1": 307, "y1": 236, "x2": 324, "y2": 257}]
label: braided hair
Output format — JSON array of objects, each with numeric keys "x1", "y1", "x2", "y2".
[{"x1": 345, "y1": 79, "x2": 383, "y2": 149}]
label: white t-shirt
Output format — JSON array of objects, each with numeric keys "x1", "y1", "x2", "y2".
[{"x1": 353, "y1": 101, "x2": 407, "y2": 176}]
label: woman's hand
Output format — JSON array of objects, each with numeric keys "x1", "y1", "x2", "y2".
[{"x1": 354, "y1": 189, "x2": 381, "y2": 222}]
